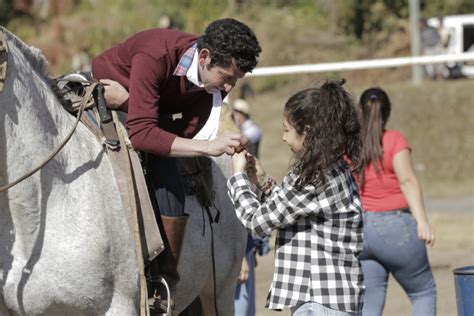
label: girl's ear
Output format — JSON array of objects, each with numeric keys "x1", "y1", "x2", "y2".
[
  {"x1": 300, "y1": 125, "x2": 310, "y2": 142},
  {"x1": 303, "y1": 125, "x2": 311, "y2": 135}
]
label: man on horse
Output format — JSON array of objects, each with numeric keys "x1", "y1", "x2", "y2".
[{"x1": 91, "y1": 18, "x2": 261, "y2": 313}]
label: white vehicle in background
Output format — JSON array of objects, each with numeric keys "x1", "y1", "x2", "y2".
[{"x1": 428, "y1": 14, "x2": 474, "y2": 78}]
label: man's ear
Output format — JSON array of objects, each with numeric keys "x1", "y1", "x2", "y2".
[{"x1": 198, "y1": 48, "x2": 211, "y2": 69}]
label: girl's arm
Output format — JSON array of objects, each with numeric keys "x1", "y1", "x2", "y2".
[
  {"x1": 227, "y1": 172, "x2": 330, "y2": 238},
  {"x1": 393, "y1": 149, "x2": 435, "y2": 246}
]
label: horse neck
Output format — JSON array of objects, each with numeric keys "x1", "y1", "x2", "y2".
[
  {"x1": 2, "y1": 33, "x2": 75, "y2": 178},
  {"x1": 0, "y1": 32, "x2": 78, "y2": 256}
]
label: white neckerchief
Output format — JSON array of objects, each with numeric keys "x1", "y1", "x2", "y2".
[{"x1": 186, "y1": 50, "x2": 222, "y2": 141}]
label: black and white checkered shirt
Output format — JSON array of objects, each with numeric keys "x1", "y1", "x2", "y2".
[{"x1": 227, "y1": 160, "x2": 364, "y2": 312}]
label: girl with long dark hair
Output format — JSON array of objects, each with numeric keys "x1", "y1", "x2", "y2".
[{"x1": 228, "y1": 80, "x2": 364, "y2": 315}]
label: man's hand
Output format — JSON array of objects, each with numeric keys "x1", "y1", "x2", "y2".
[
  {"x1": 100, "y1": 79, "x2": 129, "y2": 109},
  {"x1": 206, "y1": 132, "x2": 247, "y2": 156}
]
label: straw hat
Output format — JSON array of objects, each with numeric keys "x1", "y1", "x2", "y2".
[{"x1": 232, "y1": 98, "x2": 250, "y2": 115}]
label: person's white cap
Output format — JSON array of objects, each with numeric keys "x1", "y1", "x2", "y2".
[{"x1": 232, "y1": 98, "x2": 250, "y2": 115}]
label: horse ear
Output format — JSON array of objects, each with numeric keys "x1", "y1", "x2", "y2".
[
  {"x1": 217, "y1": 102, "x2": 239, "y2": 136},
  {"x1": 0, "y1": 31, "x2": 8, "y2": 92}
]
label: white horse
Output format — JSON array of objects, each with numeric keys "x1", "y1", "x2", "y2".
[{"x1": 0, "y1": 27, "x2": 246, "y2": 316}]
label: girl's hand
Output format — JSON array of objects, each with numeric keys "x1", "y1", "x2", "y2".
[
  {"x1": 417, "y1": 221, "x2": 436, "y2": 246},
  {"x1": 238, "y1": 257, "x2": 250, "y2": 283},
  {"x1": 231, "y1": 150, "x2": 248, "y2": 173},
  {"x1": 238, "y1": 257, "x2": 250, "y2": 284},
  {"x1": 246, "y1": 154, "x2": 267, "y2": 187}
]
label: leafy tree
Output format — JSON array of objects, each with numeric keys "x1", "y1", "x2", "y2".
[
  {"x1": 0, "y1": 0, "x2": 13, "y2": 26},
  {"x1": 334, "y1": 0, "x2": 473, "y2": 40}
]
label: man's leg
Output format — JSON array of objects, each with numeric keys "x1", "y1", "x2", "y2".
[{"x1": 147, "y1": 156, "x2": 188, "y2": 312}]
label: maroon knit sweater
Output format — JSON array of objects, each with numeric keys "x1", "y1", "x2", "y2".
[{"x1": 92, "y1": 28, "x2": 216, "y2": 156}]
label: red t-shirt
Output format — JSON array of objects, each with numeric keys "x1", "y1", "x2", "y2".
[{"x1": 358, "y1": 130, "x2": 410, "y2": 212}]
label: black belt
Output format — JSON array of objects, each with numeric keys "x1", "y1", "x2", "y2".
[{"x1": 364, "y1": 208, "x2": 410, "y2": 214}]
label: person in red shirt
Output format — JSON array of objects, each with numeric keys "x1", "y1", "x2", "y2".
[
  {"x1": 355, "y1": 87, "x2": 436, "y2": 316},
  {"x1": 92, "y1": 18, "x2": 261, "y2": 313}
]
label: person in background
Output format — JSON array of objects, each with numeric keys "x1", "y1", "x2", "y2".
[
  {"x1": 436, "y1": 16, "x2": 450, "y2": 48},
  {"x1": 71, "y1": 46, "x2": 91, "y2": 73},
  {"x1": 91, "y1": 18, "x2": 261, "y2": 313},
  {"x1": 355, "y1": 87, "x2": 436, "y2": 316},
  {"x1": 231, "y1": 97, "x2": 270, "y2": 316},
  {"x1": 229, "y1": 80, "x2": 364, "y2": 315},
  {"x1": 420, "y1": 18, "x2": 443, "y2": 80},
  {"x1": 231, "y1": 98, "x2": 262, "y2": 157}
]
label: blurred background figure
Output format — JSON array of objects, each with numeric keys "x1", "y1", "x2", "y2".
[
  {"x1": 436, "y1": 16, "x2": 450, "y2": 48},
  {"x1": 231, "y1": 98, "x2": 262, "y2": 157},
  {"x1": 231, "y1": 96, "x2": 270, "y2": 316},
  {"x1": 234, "y1": 232, "x2": 270, "y2": 316},
  {"x1": 356, "y1": 87, "x2": 437, "y2": 316},
  {"x1": 71, "y1": 46, "x2": 91, "y2": 72},
  {"x1": 420, "y1": 18, "x2": 443, "y2": 80}
]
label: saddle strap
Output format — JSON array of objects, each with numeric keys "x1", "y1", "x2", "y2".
[
  {"x1": 93, "y1": 85, "x2": 120, "y2": 149},
  {"x1": 129, "y1": 147, "x2": 164, "y2": 262},
  {"x1": 111, "y1": 111, "x2": 149, "y2": 316}
]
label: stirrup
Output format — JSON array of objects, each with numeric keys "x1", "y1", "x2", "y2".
[{"x1": 148, "y1": 276, "x2": 172, "y2": 316}]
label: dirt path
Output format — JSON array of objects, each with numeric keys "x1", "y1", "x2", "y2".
[{"x1": 253, "y1": 198, "x2": 474, "y2": 316}]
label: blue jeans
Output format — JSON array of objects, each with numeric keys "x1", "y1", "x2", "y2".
[
  {"x1": 292, "y1": 302, "x2": 361, "y2": 316},
  {"x1": 235, "y1": 235, "x2": 256, "y2": 316},
  {"x1": 360, "y1": 210, "x2": 436, "y2": 316}
]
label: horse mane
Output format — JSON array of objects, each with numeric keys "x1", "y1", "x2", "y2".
[
  {"x1": 1, "y1": 26, "x2": 49, "y2": 77},
  {"x1": 1, "y1": 26, "x2": 69, "y2": 106}
]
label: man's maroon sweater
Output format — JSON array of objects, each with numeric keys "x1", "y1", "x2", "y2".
[{"x1": 92, "y1": 28, "x2": 215, "y2": 156}]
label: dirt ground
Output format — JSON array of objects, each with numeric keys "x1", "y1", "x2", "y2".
[{"x1": 253, "y1": 199, "x2": 474, "y2": 316}]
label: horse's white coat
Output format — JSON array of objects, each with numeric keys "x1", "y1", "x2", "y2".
[{"x1": 0, "y1": 27, "x2": 246, "y2": 316}]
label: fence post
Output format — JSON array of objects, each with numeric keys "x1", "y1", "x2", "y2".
[{"x1": 409, "y1": 0, "x2": 423, "y2": 85}]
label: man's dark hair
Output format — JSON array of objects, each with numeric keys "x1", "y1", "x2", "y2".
[{"x1": 197, "y1": 18, "x2": 261, "y2": 73}]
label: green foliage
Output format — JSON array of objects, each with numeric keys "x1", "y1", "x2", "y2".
[
  {"x1": 421, "y1": 0, "x2": 474, "y2": 19},
  {"x1": 334, "y1": 0, "x2": 474, "y2": 40},
  {"x1": 0, "y1": 0, "x2": 13, "y2": 25},
  {"x1": 252, "y1": 75, "x2": 291, "y2": 93},
  {"x1": 3, "y1": 0, "x2": 473, "y2": 73}
]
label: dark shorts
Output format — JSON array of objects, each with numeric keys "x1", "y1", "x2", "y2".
[{"x1": 149, "y1": 156, "x2": 185, "y2": 217}]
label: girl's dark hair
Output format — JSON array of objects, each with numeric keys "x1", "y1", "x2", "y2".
[
  {"x1": 284, "y1": 79, "x2": 361, "y2": 189},
  {"x1": 197, "y1": 18, "x2": 261, "y2": 73},
  {"x1": 356, "y1": 87, "x2": 391, "y2": 188}
]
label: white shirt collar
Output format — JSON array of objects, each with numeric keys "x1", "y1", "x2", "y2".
[
  {"x1": 186, "y1": 50, "x2": 223, "y2": 141},
  {"x1": 186, "y1": 50, "x2": 204, "y2": 88}
]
